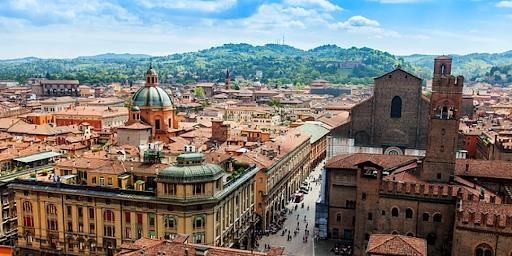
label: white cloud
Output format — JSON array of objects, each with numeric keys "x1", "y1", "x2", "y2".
[
  {"x1": 330, "y1": 16, "x2": 380, "y2": 29},
  {"x1": 137, "y1": 0, "x2": 237, "y2": 12},
  {"x1": 496, "y1": 1, "x2": 512, "y2": 8},
  {"x1": 329, "y1": 16, "x2": 402, "y2": 38},
  {"x1": 284, "y1": 0, "x2": 343, "y2": 11}
]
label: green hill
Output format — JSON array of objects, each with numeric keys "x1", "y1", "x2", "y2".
[
  {"x1": 0, "y1": 44, "x2": 412, "y2": 85},
  {"x1": 1, "y1": 44, "x2": 511, "y2": 86}
]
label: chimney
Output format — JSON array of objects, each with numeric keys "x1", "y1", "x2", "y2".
[{"x1": 195, "y1": 246, "x2": 208, "y2": 256}]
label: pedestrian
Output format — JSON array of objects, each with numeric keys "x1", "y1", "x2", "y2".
[
  {"x1": 306, "y1": 223, "x2": 308, "y2": 229},
  {"x1": 297, "y1": 214, "x2": 299, "y2": 220}
]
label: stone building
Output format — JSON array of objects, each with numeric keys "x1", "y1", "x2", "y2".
[
  {"x1": 12, "y1": 152, "x2": 257, "y2": 255},
  {"x1": 234, "y1": 130, "x2": 310, "y2": 229},
  {"x1": 31, "y1": 80, "x2": 80, "y2": 97},
  {"x1": 318, "y1": 57, "x2": 512, "y2": 256},
  {"x1": 337, "y1": 66, "x2": 430, "y2": 154}
]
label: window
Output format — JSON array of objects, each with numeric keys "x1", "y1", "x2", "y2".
[
  {"x1": 92, "y1": 177, "x2": 97, "y2": 184},
  {"x1": 89, "y1": 223, "x2": 95, "y2": 234},
  {"x1": 165, "y1": 215, "x2": 176, "y2": 229},
  {"x1": 125, "y1": 227, "x2": 131, "y2": 239},
  {"x1": 89, "y1": 208, "x2": 95, "y2": 219},
  {"x1": 23, "y1": 201, "x2": 32, "y2": 213},
  {"x1": 137, "y1": 213, "x2": 143, "y2": 225},
  {"x1": 24, "y1": 216, "x2": 34, "y2": 227},
  {"x1": 407, "y1": 233, "x2": 414, "y2": 237},
  {"x1": 392, "y1": 207, "x2": 399, "y2": 217},
  {"x1": 362, "y1": 193, "x2": 367, "y2": 200},
  {"x1": 155, "y1": 119, "x2": 161, "y2": 130},
  {"x1": 336, "y1": 213, "x2": 341, "y2": 222},
  {"x1": 104, "y1": 226, "x2": 115, "y2": 237},
  {"x1": 433, "y1": 213, "x2": 442, "y2": 223},
  {"x1": 423, "y1": 213, "x2": 430, "y2": 222},
  {"x1": 365, "y1": 233, "x2": 370, "y2": 240},
  {"x1": 475, "y1": 244, "x2": 493, "y2": 256},
  {"x1": 194, "y1": 183, "x2": 205, "y2": 195},
  {"x1": 390, "y1": 96, "x2": 402, "y2": 118},
  {"x1": 405, "y1": 208, "x2": 413, "y2": 219},
  {"x1": 193, "y1": 232, "x2": 205, "y2": 244},
  {"x1": 392, "y1": 231, "x2": 399, "y2": 235},
  {"x1": 78, "y1": 207, "x2": 83, "y2": 218},
  {"x1": 125, "y1": 212, "x2": 131, "y2": 223},
  {"x1": 100, "y1": 177, "x2": 105, "y2": 186},
  {"x1": 164, "y1": 184, "x2": 177, "y2": 195},
  {"x1": 67, "y1": 206, "x2": 72, "y2": 216},
  {"x1": 382, "y1": 210, "x2": 386, "y2": 216},
  {"x1": 149, "y1": 214, "x2": 156, "y2": 227},
  {"x1": 193, "y1": 216, "x2": 205, "y2": 229},
  {"x1": 104, "y1": 210, "x2": 114, "y2": 222},
  {"x1": 368, "y1": 213, "x2": 373, "y2": 220},
  {"x1": 108, "y1": 177, "x2": 113, "y2": 186},
  {"x1": 47, "y1": 204, "x2": 57, "y2": 215}
]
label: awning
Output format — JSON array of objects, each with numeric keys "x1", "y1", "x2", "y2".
[{"x1": 14, "y1": 151, "x2": 62, "y2": 163}]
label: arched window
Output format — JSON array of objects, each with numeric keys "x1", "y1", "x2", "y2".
[
  {"x1": 392, "y1": 231, "x2": 399, "y2": 235},
  {"x1": 433, "y1": 213, "x2": 442, "y2": 223},
  {"x1": 475, "y1": 243, "x2": 493, "y2": 256},
  {"x1": 407, "y1": 232, "x2": 414, "y2": 237},
  {"x1": 164, "y1": 215, "x2": 176, "y2": 229},
  {"x1": 390, "y1": 96, "x2": 402, "y2": 118},
  {"x1": 193, "y1": 216, "x2": 205, "y2": 229},
  {"x1": 392, "y1": 207, "x2": 399, "y2": 217},
  {"x1": 440, "y1": 64, "x2": 446, "y2": 75},
  {"x1": 405, "y1": 208, "x2": 413, "y2": 219},
  {"x1": 47, "y1": 204, "x2": 57, "y2": 215},
  {"x1": 423, "y1": 213, "x2": 430, "y2": 222},
  {"x1": 368, "y1": 213, "x2": 373, "y2": 220},
  {"x1": 336, "y1": 213, "x2": 341, "y2": 222},
  {"x1": 23, "y1": 201, "x2": 32, "y2": 213}
]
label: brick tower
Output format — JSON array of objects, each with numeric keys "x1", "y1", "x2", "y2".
[
  {"x1": 225, "y1": 69, "x2": 231, "y2": 90},
  {"x1": 421, "y1": 56, "x2": 464, "y2": 183}
]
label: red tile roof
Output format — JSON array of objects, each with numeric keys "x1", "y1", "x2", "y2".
[
  {"x1": 117, "y1": 237, "x2": 284, "y2": 256},
  {"x1": 455, "y1": 159, "x2": 512, "y2": 180},
  {"x1": 366, "y1": 234, "x2": 427, "y2": 256},
  {"x1": 326, "y1": 153, "x2": 419, "y2": 170}
]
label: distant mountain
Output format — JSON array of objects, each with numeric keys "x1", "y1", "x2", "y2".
[
  {"x1": 76, "y1": 53, "x2": 152, "y2": 60},
  {"x1": 0, "y1": 44, "x2": 510, "y2": 85}
]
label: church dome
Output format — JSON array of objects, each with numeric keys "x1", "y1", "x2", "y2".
[
  {"x1": 132, "y1": 86, "x2": 173, "y2": 107},
  {"x1": 157, "y1": 153, "x2": 224, "y2": 183}
]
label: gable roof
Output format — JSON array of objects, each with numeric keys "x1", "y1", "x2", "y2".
[
  {"x1": 374, "y1": 67, "x2": 422, "y2": 81},
  {"x1": 366, "y1": 234, "x2": 427, "y2": 256}
]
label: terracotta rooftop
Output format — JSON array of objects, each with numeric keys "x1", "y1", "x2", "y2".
[
  {"x1": 116, "y1": 236, "x2": 284, "y2": 256},
  {"x1": 455, "y1": 159, "x2": 512, "y2": 180},
  {"x1": 326, "y1": 153, "x2": 419, "y2": 170},
  {"x1": 366, "y1": 234, "x2": 427, "y2": 256}
]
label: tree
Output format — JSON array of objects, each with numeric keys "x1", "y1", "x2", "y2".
[{"x1": 194, "y1": 87, "x2": 205, "y2": 98}]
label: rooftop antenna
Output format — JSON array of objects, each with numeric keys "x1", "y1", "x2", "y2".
[{"x1": 282, "y1": 33, "x2": 285, "y2": 45}]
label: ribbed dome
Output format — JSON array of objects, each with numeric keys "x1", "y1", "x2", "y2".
[
  {"x1": 157, "y1": 153, "x2": 224, "y2": 183},
  {"x1": 132, "y1": 86, "x2": 173, "y2": 107}
]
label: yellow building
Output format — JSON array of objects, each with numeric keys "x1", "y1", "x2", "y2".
[{"x1": 12, "y1": 152, "x2": 257, "y2": 256}]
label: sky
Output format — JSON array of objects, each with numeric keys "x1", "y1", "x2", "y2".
[{"x1": 0, "y1": 0, "x2": 511, "y2": 58}]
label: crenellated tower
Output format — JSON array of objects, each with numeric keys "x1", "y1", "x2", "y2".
[{"x1": 421, "y1": 56, "x2": 464, "y2": 183}]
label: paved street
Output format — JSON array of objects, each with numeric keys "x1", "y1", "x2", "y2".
[{"x1": 258, "y1": 161, "x2": 324, "y2": 256}]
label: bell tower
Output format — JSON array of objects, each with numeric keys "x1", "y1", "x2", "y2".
[
  {"x1": 146, "y1": 63, "x2": 158, "y2": 86},
  {"x1": 421, "y1": 56, "x2": 463, "y2": 183},
  {"x1": 225, "y1": 69, "x2": 231, "y2": 90}
]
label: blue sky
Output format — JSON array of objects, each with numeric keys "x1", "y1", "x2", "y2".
[{"x1": 0, "y1": 0, "x2": 511, "y2": 58}]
